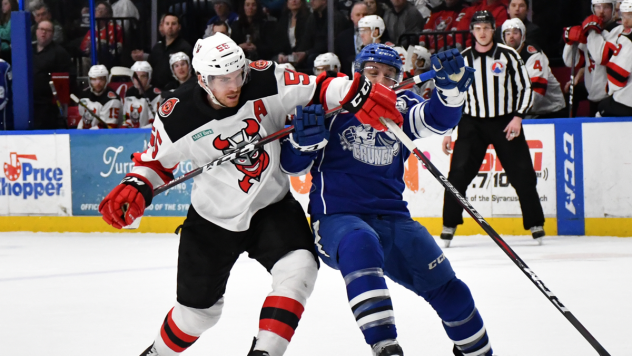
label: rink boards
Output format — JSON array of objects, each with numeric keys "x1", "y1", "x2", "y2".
[{"x1": 0, "y1": 117, "x2": 631, "y2": 236}]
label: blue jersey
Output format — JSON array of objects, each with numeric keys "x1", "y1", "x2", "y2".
[
  {"x1": 0, "y1": 59, "x2": 12, "y2": 130},
  {"x1": 280, "y1": 78, "x2": 465, "y2": 216}
]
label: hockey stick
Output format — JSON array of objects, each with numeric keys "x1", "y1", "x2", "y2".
[
  {"x1": 569, "y1": 43, "x2": 578, "y2": 118},
  {"x1": 133, "y1": 72, "x2": 157, "y2": 118},
  {"x1": 49, "y1": 81, "x2": 64, "y2": 117},
  {"x1": 380, "y1": 117, "x2": 611, "y2": 356},
  {"x1": 70, "y1": 93, "x2": 111, "y2": 129}
]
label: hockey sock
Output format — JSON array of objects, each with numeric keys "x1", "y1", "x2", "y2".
[
  {"x1": 256, "y1": 250, "x2": 317, "y2": 356},
  {"x1": 154, "y1": 300, "x2": 223, "y2": 355},
  {"x1": 338, "y1": 229, "x2": 397, "y2": 345},
  {"x1": 424, "y1": 278, "x2": 492, "y2": 356}
]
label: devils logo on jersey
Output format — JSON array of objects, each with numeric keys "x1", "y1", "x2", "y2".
[
  {"x1": 213, "y1": 119, "x2": 270, "y2": 193},
  {"x1": 250, "y1": 60, "x2": 273, "y2": 71},
  {"x1": 159, "y1": 98, "x2": 179, "y2": 117}
]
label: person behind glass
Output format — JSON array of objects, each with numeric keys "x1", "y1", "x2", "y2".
[
  {"x1": 163, "y1": 52, "x2": 195, "y2": 92},
  {"x1": 207, "y1": 0, "x2": 239, "y2": 28},
  {"x1": 364, "y1": 0, "x2": 386, "y2": 18},
  {"x1": 231, "y1": 0, "x2": 276, "y2": 60},
  {"x1": 334, "y1": 1, "x2": 368, "y2": 77},
  {"x1": 292, "y1": 0, "x2": 351, "y2": 73},
  {"x1": 420, "y1": 0, "x2": 466, "y2": 52},
  {"x1": 31, "y1": 3, "x2": 64, "y2": 45},
  {"x1": 493, "y1": 0, "x2": 543, "y2": 46},
  {"x1": 204, "y1": 19, "x2": 231, "y2": 38},
  {"x1": 274, "y1": 0, "x2": 310, "y2": 64},
  {"x1": 383, "y1": 0, "x2": 425, "y2": 46},
  {"x1": 0, "y1": 0, "x2": 18, "y2": 61},
  {"x1": 79, "y1": 1, "x2": 123, "y2": 68},
  {"x1": 440, "y1": 11, "x2": 545, "y2": 247}
]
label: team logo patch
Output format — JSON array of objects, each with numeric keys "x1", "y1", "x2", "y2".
[
  {"x1": 250, "y1": 60, "x2": 272, "y2": 71},
  {"x1": 159, "y1": 98, "x2": 180, "y2": 117},
  {"x1": 491, "y1": 61, "x2": 505, "y2": 76},
  {"x1": 212, "y1": 119, "x2": 270, "y2": 193},
  {"x1": 527, "y1": 45, "x2": 537, "y2": 54},
  {"x1": 107, "y1": 91, "x2": 117, "y2": 99},
  {"x1": 340, "y1": 124, "x2": 400, "y2": 166},
  {"x1": 153, "y1": 87, "x2": 161, "y2": 94}
]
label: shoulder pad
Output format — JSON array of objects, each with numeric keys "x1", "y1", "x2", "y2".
[
  {"x1": 159, "y1": 98, "x2": 180, "y2": 117},
  {"x1": 250, "y1": 60, "x2": 273, "y2": 71}
]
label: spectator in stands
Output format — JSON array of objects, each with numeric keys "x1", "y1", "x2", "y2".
[
  {"x1": 207, "y1": 0, "x2": 239, "y2": 29},
  {"x1": 132, "y1": 13, "x2": 192, "y2": 89},
  {"x1": 420, "y1": 0, "x2": 465, "y2": 51},
  {"x1": 334, "y1": 1, "x2": 368, "y2": 76},
  {"x1": 30, "y1": 2, "x2": 64, "y2": 45},
  {"x1": 494, "y1": 0, "x2": 543, "y2": 46},
  {"x1": 205, "y1": 19, "x2": 231, "y2": 38},
  {"x1": 112, "y1": 0, "x2": 140, "y2": 32},
  {"x1": 163, "y1": 52, "x2": 195, "y2": 91},
  {"x1": 364, "y1": 0, "x2": 386, "y2": 18},
  {"x1": 383, "y1": 0, "x2": 425, "y2": 45},
  {"x1": 0, "y1": 0, "x2": 18, "y2": 61},
  {"x1": 79, "y1": 1, "x2": 123, "y2": 68},
  {"x1": 502, "y1": 18, "x2": 566, "y2": 117},
  {"x1": 231, "y1": 0, "x2": 276, "y2": 60},
  {"x1": 275, "y1": 0, "x2": 310, "y2": 64},
  {"x1": 453, "y1": 0, "x2": 507, "y2": 48},
  {"x1": 293, "y1": 0, "x2": 351, "y2": 72},
  {"x1": 32, "y1": 20, "x2": 72, "y2": 129}
]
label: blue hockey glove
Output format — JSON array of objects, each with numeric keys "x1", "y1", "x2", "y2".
[
  {"x1": 289, "y1": 105, "x2": 329, "y2": 152},
  {"x1": 431, "y1": 49, "x2": 476, "y2": 93}
]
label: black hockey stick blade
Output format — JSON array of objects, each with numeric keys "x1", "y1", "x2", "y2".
[{"x1": 380, "y1": 118, "x2": 611, "y2": 356}]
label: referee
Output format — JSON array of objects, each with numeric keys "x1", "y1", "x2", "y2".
[{"x1": 440, "y1": 10, "x2": 545, "y2": 247}]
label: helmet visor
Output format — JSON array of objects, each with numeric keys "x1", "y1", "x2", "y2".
[
  {"x1": 362, "y1": 64, "x2": 400, "y2": 87},
  {"x1": 206, "y1": 66, "x2": 249, "y2": 92}
]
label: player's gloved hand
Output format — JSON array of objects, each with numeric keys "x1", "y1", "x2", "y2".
[
  {"x1": 99, "y1": 176, "x2": 148, "y2": 229},
  {"x1": 582, "y1": 15, "x2": 604, "y2": 36},
  {"x1": 431, "y1": 49, "x2": 476, "y2": 93},
  {"x1": 564, "y1": 26, "x2": 587, "y2": 45},
  {"x1": 340, "y1": 73, "x2": 403, "y2": 132},
  {"x1": 289, "y1": 105, "x2": 329, "y2": 152}
]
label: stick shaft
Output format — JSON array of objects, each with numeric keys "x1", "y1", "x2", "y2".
[
  {"x1": 381, "y1": 118, "x2": 611, "y2": 356},
  {"x1": 49, "y1": 81, "x2": 64, "y2": 116},
  {"x1": 70, "y1": 93, "x2": 111, "y2": 129}
]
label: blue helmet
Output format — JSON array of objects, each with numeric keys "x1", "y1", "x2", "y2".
[{"x1": 354, "y1": 44, "x2": 404, "y2": 82}]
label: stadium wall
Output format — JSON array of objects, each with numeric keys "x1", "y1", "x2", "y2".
[{"x1": 1, "y1": 117, "x2": 631, "y2": 236}]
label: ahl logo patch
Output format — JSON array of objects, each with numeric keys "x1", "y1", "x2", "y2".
[
  {"x1": 250, "y1": 60, "x2": 272, "y2": 71},
  {"x1": 192, "y1": 129, "x2": 214, "y2": 141},
  {"x1": 159, "y1": 98, "x2": 180, "y2": 117},
  {"x1": 491, "y1": 61, "x2": 505, "y2": 76},
  {"x1": 527, "y1": 45, "x2": 537, "y2": 54}
]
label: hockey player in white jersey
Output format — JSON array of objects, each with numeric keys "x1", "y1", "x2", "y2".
[
  {"x1": 123, "y1": 61, "x2": 162, "y2": 128},
  {"x1": 404, "y1": 45, "x2": 435, "y2": 100},
  {"x1": 502, "y1": 18, "x2": 566, "y2": 117},
  {"x1": 97, "y1": 33, "x2": 404, "y2": 356},
  {"x1": 599, "y1": 0, "x2": 632, "y2": 116},
  {"x1": 163, "y1": 52, "x2": 196, "y2": 92},
  {"x1": 77, "y1": 65, "x2": 122, "y2": 129},
  {"x1": 313, "y1": 52, "x2": 342, "y2": 76},
  {"x1": 563, "y1": 0, "x2": 623, "y2": 116}
]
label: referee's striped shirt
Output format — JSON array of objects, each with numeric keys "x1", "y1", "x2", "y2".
[{"x1": 462, "y1": 43, "x2": 533, "y2": 118}]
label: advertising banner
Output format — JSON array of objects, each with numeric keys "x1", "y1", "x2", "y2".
[
  {"x1": 290, "y1": 125, "x2": 557, "y2": 219},
  {"x1": 0, "y1": 134, "x2": 72, "y2": 215},
  {"x1": 70, "y1": 130, "x2": 193, "y2": 216}
]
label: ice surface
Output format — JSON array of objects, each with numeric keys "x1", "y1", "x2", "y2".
[{"x1": 0, "y1": 232, "x2": 629, "y2": 356}]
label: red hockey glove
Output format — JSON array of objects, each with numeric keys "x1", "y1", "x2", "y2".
[
  {"x1": 99, "y1": 176, "x2": 149, "y2": 229},
  {"x1": 564, "y1": 26, "x2": 586, "y2": 45},
  {"x1": 340, "y1": 73, "x2": 403, "y2": 132},
  {"x1": 582, "y1": 15, "x2": 604, "y2": 36}
]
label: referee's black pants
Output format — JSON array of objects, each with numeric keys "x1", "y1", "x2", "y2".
[{"x1": 442, "y1": 114, "x2": 545, "y2": 230}]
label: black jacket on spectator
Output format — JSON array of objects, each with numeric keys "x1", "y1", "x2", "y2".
[
  {"x1": 231, "y1": 18, "x2": 277, "y2": 60},
  {"x1": 297, "y1": 8, "x2": 351, "y2": 58},
  {"x1": 148, "y1": 36, "x2": 193, "y2": 89},
  {"x1": 273, "y1": 8, "x2": 310, "y2": 56},
  {"x1": 32, "y1": 42, "x2": 72, "y2": 129}
]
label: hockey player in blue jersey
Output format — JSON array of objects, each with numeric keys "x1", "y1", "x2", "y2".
[{"x1": 280, "y1": 44, "x2": 493, "y2": 356}]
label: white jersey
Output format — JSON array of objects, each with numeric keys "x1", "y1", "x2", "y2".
[
  {"x1": 606, "y1": 28, "x2": 632, "y2": 108},
  {"x1": 128, "y1": 62, "x2": 320, "y2": 231},
  {"x1": 563, "y1": 23, "x2": 623, "y2": 101},
  {"x1": 123, "y1": 86, "x2": 162, "y2": 128},
  {"x1": 76, "y1": 88, "x2": 122, "y2": 129},
  {"x1": 411, "y1": 79, "x2": 435, "y2": 100},
  {"x1": 520, "y1": 44, "x2": 565, "y2": 115}
]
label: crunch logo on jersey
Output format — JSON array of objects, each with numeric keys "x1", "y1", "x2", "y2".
[
  {"x1": 213, "y1": 119, "x2": 270, "y2": 193},
  {"x1": 340, "y1": 124, "x2": 400, "y2": 166}
]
